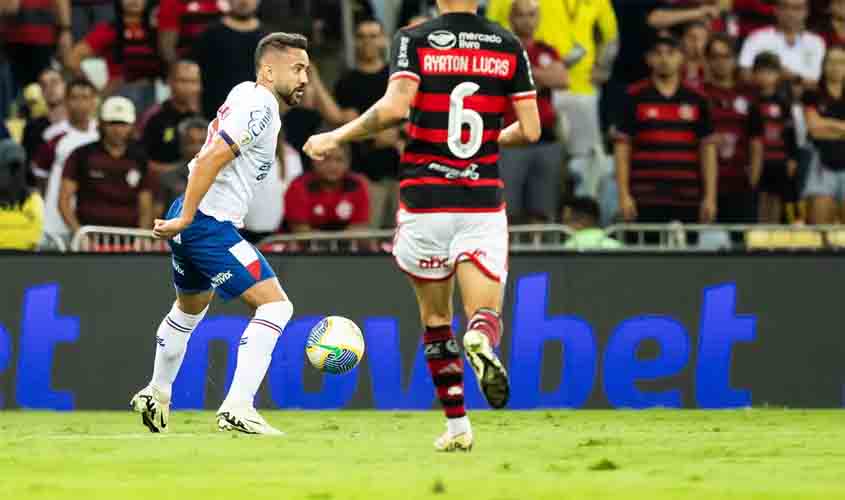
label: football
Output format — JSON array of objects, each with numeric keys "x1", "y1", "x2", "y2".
[{"x1": 306, "y1": 316, "x2": 365, "y2": 375}]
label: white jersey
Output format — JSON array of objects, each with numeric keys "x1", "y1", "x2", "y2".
[{"x1": 192, "y1": 82, "x2": 282, "y2": 227}]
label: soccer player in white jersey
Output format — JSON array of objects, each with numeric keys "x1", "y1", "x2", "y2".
[{"x1": 130, "y1": 33, "x2": 309, "y2": 435}]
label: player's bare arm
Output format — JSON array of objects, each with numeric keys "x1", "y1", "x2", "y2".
[
  {"x1": 152, "y1": 135, "x2": 235, "y2": 239},
  {"x1": 303, "y1": 77, "x2": 419, "y2": 160},
  {"x1": 498, "y1": 98, "x2": 541, "y2": 146},
  {"x1": 699, "y1": 140, "x2": 718, "y2": 223}
]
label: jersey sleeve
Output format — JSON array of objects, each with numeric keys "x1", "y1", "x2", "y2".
[
  {"x1": 62, "y1": 148, "x2": 81, "y2": 182},
  {"x1": 510, "y1": 41, "x2": 537, "y2": 101},
  {"x1": 388, "y1": 29, "x2": 421, "y2": 84},
  {"x1": 216, "y1": 99, "x2": 275, "y2": 157},
  {"x1": 696, "y1": 97, "x2": 716, "y2": 141},
  {"x1": 85, "y1": 23, "x2": 116, "y2": 56},
  {"x1": 748, "y1": 102, "x2": 764, "y2": 139},
  {"x1": 283, "y1": 177, "x2": 310, "y2": 224},
  {"x1": 738, "y1": 33, "x2": 762, "y2": 69},
  {"x1": 157, "y1": 0, "x2": 182, "y2": 33},
  {"x1": 614, "y1": 89, "x2": 637, "y2": 142}
]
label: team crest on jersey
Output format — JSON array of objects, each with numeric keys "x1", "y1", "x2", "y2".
[
  {"x1": 679, "y1": 104, "x2": 695, "y2": 121},
  {"x1": 126, "y1": 168, "x2": 141, "y2": 188},
  {"x1": 428, "y1": 30, "x2": 456, "y2": 50},
  {"x1": 239, "y1": 131, "x2": 253, "y2": 147},
  {"x1": 734, "y1": 97, "x2": 748, "y2": 114}
]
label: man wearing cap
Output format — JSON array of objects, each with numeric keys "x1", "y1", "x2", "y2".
[
  {"x1": 59, "y1": 96, "x2": 156, "y2": 234},
  {"x1": 615, "y1": 34, "x2": 718, "y2": 228}
]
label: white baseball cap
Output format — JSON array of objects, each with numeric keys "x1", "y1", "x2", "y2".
[{"x1": 100, "y1": 96, "x2": 136, "y2": 124}]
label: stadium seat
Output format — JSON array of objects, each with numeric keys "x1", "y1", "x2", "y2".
[
  {"x1": 745, "y1": 229, "x2": 824, "y2": 250},
  {"x1": 826, "y1": 230, "x2": 845, "y2": 248}
]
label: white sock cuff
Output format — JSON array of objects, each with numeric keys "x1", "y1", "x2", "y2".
[
  {"x1": 251, "y1": 300, "x2": 294, "y2": 337},
  {"x1": 169, "y1": 302, "x2": 208, "y2": 331}
]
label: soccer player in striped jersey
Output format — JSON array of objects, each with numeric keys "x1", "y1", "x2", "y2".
[
  {"x1": 130, "y1": 33, "x2": 309, "y2": 435},
  {"x1": 304, "y1": 0, "x2": 540, "y2": 452}
]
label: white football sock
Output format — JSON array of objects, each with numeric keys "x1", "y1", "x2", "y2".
[
  {"x1": 150, "y1": 302, "x2": 208, "y2": 399},
  {"x1": 448, "y1": 416, "x2": 471, "y2": 436},
  {"x1": 221, "y1": 300, "x2": 294, "y2": 409}
]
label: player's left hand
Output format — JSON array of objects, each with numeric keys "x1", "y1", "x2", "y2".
[
  {"x1": 303, "y1": 132, "x2": 339, "y2": 161},
  {"x1": 153, "y1": 217, "x2": 191, "y2": 240}
]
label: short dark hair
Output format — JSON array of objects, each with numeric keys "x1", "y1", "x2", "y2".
[
  {"x1": 254, "y1": 32, "x2": 308, "y2": 70},
  {"x1": 66, "y1": 77, "x2": 97, "y2": 94},
  {"x1": 753, "y1": 51, "x2": 782, "y2": 72},
  {"x1": 706, "y1": 33, "x2": 737, "y2": 56},
  {"x1": 178, "y1": 115, "x2": 209, "y2": 138},
  {"x1": 356, "y1": 17, "x2": 384, "y2": 32},
  {"x1": 169, "y1": 59, "x2": 199, "y2": 78},
  {"x1": 562, "y1": 196, "x2": 601, "y2": 223}
]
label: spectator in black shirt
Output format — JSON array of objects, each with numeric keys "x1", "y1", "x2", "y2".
[
  {"x1": 156, "y1": 116, "x2": 208, "y2": 215},
  {"x1": 192, "y1": 0, "x2": 267, "y2": 120},
  {"x1": 803, "y1": 44, "x2": 845, "y2": 223},
  {"x1": 751, "y1": 52, "x2": 801, "y2": 223},
  {"x1": 140, "y1": 60, "x2": 202, "y2": 174},
  {"x1": 22, "y1": 68, "x2": 67, "y2": 164},
  {"x1": 334, "y1": 17, "x2": 400, "y2": 228}
]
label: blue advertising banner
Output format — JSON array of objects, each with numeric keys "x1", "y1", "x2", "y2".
[{"x1": 1, "y1": 255, "x2": 843, "y2": 410}]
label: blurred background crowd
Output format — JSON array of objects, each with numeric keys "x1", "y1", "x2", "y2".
[{"x1": 1, "y1": 0, "x2": 844, "y2": 252}]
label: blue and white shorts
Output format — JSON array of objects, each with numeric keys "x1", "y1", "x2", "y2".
[
  {"x1": 803, "y1": 150, "x2": 845, "y2": 201},
  {"x1": 166, "y1": 196, "x2": 275, "y2": 301}
]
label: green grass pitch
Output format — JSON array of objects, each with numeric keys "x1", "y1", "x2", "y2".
[{"x1": 1, "y1": 410, "x2": 843, "y2": 499}]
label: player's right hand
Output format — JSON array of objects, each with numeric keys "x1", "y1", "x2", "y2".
[
  {"x1": 303, "y1": 131, "x2": 339, "y2": 161},
  {"x1": 620, "y1": 193, "x2": 638, "y2": 222},
  {"x1": 153, "y1": 217, "x2": 191, "y2": 240}
]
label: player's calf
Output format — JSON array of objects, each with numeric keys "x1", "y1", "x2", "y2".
[
  {"x1": 464, "y1": 308, "x2": 510, "y2": 409},
  {"x1": 423, "y1": 325, "x2": 473, "y2": 446}
]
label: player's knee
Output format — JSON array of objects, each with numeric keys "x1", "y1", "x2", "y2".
[{"x1": 254, "y1": 300, "x2": 294, "y2": 331}]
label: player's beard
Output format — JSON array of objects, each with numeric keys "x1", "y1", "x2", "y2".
[{"x1": 280, "y1": 84, "x2": 306, "y2": 106}]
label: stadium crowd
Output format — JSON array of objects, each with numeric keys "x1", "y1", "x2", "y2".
[{"x1": 1, "y1": 0, "x2": 844, "y2": 251}]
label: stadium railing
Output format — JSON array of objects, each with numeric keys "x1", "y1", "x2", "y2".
[
  {"x1": 67, "y1": 224, "x2": 845, "y2": 253},
  {"x1": 604, "y1": 224, "x2": 841, "y2": 251},
  {"x1": 71, "y1": 226, "x2": 170, "y2": 253}
]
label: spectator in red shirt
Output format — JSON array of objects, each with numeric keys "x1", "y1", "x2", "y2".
[
  {"x1": 500, "y1": 0, "x2": 568, "y2": 223},
  {"x1": 615, "y1": 35, "x2": 718, "y2": 226},
  {"x1": 284, "y1": 145, "x2": 369, "y2": 233},
  {"x1": 681, "y1": 20, "x2": 710, "y2": 87},
  {"x1": 157, "y1": 0, "x2": 226, "y2": 67},
  {"x1": 0, "y1": 0, "x2": 72, "y2": 92},
  {"x1": 702, "y1": 33, "x2": 764, "y2": 223},
  {"x1": 68, "y1": 0, "x2": 162, "y2": 113},
  {"x1": 58, "y1": 96, "x2": 155, "y2": 233}
]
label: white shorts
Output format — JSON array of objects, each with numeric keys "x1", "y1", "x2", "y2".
[{"x1": 392, "y1": 209, "x2": 509, "y2": 282}]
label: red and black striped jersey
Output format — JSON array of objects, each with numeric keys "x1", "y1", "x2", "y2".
[
  {"x1": 751, "y1": 95, "x2": 797, "y2": 166},
  {"x1": 701, "y1": 82, "x2": 762, "y2": 194},
  {"x1": 388, "y1": 12, "x2": 536, "y2": 212},
  {"x1": 616, "y1": 79, "x2": 715, "y2": 207}
]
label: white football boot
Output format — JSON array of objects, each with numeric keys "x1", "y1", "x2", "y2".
[
  {"x1": 216, "y1": 407, "x2": 284, "y2": 435},
  {"x1": 463, "y1": 329, "x2": 510, "y2": 409},
  {"x1": 434, "y1": 427, "x2": 474, "y2": 452},
  {"x1": 130, "y1": 385, "x2": 170, "y2": 433}
]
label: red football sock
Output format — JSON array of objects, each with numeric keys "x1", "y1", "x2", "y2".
[
  {"x1": 423, "y1": 325, "x2": 466, "y2": 419},
  {"x1": 467, "y1": 308, "x2": 502, "y2": 348}
]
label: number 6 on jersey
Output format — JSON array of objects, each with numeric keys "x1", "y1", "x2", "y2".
[{"x1": 448, "y1": 82, "x2": 484, "y2": 159}]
